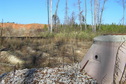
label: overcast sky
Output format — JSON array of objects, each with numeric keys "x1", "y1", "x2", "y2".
[{"x1": 0, "y1": 0, "x2": 125, "y2": 24}]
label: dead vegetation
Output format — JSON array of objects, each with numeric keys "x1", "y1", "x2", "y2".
[{"x1": 0, "y1": 37, "x2": 92, "y2": 75}]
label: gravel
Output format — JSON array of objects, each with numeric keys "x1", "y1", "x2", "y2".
[{"x1": 0, "y1": 63, "x2": 97, "y2": 84}]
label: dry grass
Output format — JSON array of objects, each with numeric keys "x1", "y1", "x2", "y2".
[{"x1": 0, "y1": 37, "x2": 92, "y2": 74}]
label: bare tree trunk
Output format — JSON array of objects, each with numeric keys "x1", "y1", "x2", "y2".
[
  {"x1": 97, "y1": 0, "x2": 100, "y2": 26},
  {"x1": 78, "y1": 0, "x2": 82, "y2": 31},
  {"x1": 1, "y1": 19, "x2": 3, "y2": 36},
  {"x1": 93, "y1": 0, "x2": 98, "y2": 32},
  {"x1": 64, "y1": 0, "x2": 68, "y2": 25},
  {"x1": 99, "y1": 0, "x2": 107, "y2": 29},
  {"x1": 90, "y1": 0, "x2": 94, "y2": 31},
  {"x1": 84, "y1": 0, "x2": 87, "y2": 30},
  {"x1": 122, "y1": 0, "x2": 125, "y2": 25},
  {"x1": 54, "y1": 0, "x2": 60, "y2": 28},
  {"x1": 93, "y1": 0, "x2": 100, "y2": 32},
  {"x1": 50, "y1": 0, "x2": 53, "y2": 32},
  {"x1": 1, "y1": 19, "x2": 3, "y2": 45},
  {"x1": 47, "y1": 0, "x2": 50, "y2": 31},
  {"x1": 55, "y1": 0, "x2": 60, "y2": 16}
]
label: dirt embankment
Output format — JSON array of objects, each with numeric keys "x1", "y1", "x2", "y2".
[
  {"x1": 0, "y1": 23, "x2": 48, "y2": 37},
  {"x1": 0, "y1": 23, "x2": 47, "y2": 29}
]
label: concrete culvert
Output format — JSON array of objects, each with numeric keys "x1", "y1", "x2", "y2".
[{"x1": 80, "y1": 34, "x2": 126, "y2": 84}]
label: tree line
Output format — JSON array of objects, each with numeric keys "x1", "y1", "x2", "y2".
[{"x1": 47, "y1": 0, "x2": 126, "y2": 33}]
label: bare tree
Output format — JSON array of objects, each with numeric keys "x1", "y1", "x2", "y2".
[
  {"x1": 118, "y1": 0, "x2": 126, "y2": 25},
  {"x1": 64, "y1": 0, "x2": 69, "y2": 25},
  {"x1": 91, "y1": 0, "x2": 107, "y2": 32},
  {"x1": 50, "y1": 0, "x2": 53, "y2": 32},
  {"x1": 90, "y1": 0, "x2": 99, "y2": 32},
  {"x1": 53, "y1": 0, "x2": 60, "y2": 28},
  {"x1": 122, "y1": 0, "x2": 126, "y2": 25},
  {"x1": 84, "y1": 0, "x2": 87, "y2": 30},
  {"x1": 93, "y1": 0, "x2": 99, "y2": 32},
  {"x1": 90, "y1": 0, "x2": 94, "y2": 31},
  {"x1": 78, "y1": 0, "x2": 83, "y2": 30},
  {"x1": 47, "y1": 0, "x2": 50, "y2": 31},
  {"x1": 47, "y1": 0, "x2": 53, "y2": 32},
  {"x1": 99, "y1": 0, "x2": 108, "y2": 29},
  {"x1": 69, "y1": 11, "x2": 76, "y2": 27},
  {"x1": 1, "y1": 19, "x2": 3, "y2": 45},
  {"x1": 1, "y1": 19, "x2": 3, "y2": 37},
  {"x1": 52, "y1": 14, "x2": 60, "y2": 26}
]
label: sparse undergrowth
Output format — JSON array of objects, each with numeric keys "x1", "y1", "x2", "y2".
[
  {"x1": 0, "y1": 36, "x2": 92, "y2": 75},
  {"x1": 0, "y1": 24, "x2": 126, "y2": 75}
]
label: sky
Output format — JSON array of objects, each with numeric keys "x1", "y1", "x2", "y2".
[{"x1": 0, "y1": 0, "x2": 125, "y2": 24}]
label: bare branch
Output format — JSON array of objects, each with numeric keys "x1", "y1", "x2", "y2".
[{"x1": 99, "y1": 0, "x2": 108, "y2": 29}]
